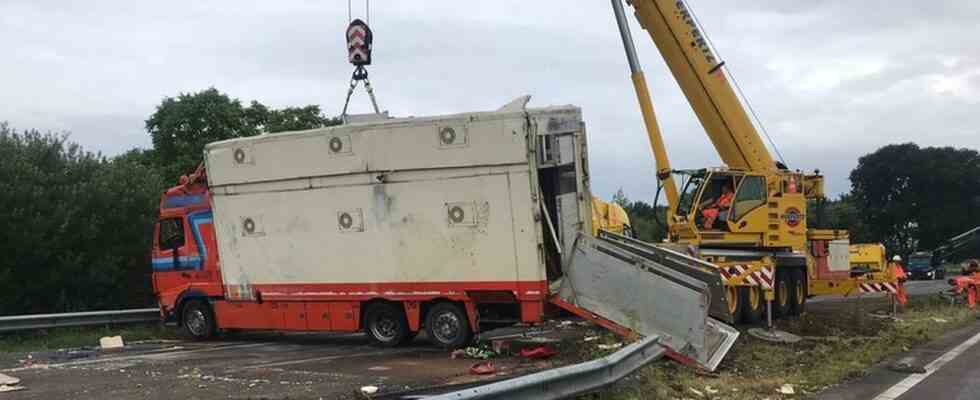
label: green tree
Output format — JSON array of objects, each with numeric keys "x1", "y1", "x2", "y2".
[
  {"x1": 849, "y1": 143, "x2": 980, "y2": 258},
  {"x1": 0, "y1": 124, "x2": 165, "y2": 314},
  {"x1": 146, "y1": 88, "x2": 340, "y2": 179},
  {"x1": 625, "y1": 199, "x2": 668, "y2": 242}
]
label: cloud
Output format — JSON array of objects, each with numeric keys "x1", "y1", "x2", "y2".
[{"x1": 1, "y1": 0, "x2": 978, "y2": 202}]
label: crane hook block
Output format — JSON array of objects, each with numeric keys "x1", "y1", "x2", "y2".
[{"x1": 346, "y1": 19, "x2": 373, "y2": 66}]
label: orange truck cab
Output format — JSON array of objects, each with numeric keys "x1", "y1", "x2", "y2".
[{"x1": 151, "y1": 166, "x2": 224, "y2": 333}]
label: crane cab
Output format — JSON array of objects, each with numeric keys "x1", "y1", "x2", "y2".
[{"x1": 669, "y1": 169, "x2": 816, "y2": 250}]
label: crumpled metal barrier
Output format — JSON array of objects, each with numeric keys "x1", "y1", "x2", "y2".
[
  {"x1": 422, "y1": 335, "x2": 666, "y2": 400},
  {"x1": 556, "y1": 232, "x2": 738, "y2": 371}
]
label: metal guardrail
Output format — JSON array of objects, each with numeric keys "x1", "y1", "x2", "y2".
[
  {"x1": 0, "y1": 308, "x2": 160, "y2": 333},
  {"x1": 422, "y1": 335, "x2": 665, "y2": 400}
]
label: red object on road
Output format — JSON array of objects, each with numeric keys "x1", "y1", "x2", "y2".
[
  {"x1": 519, "y1": 346, "x2": 557, "y2": 359},
  {"x1": 469, "y1": 361, "x2": 496, "y2": 375}
]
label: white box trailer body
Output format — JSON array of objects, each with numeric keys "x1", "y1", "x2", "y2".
[
  {"x1": 205, "y1": 104, "x2": 590, "y2": 317},
  {"x1": 187, "y1": 99, "x2": 735, "y2": 370}
]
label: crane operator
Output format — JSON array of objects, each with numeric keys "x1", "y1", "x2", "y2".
[{"x1": 702, "y1": 183, "x2": 734, "y2": 230}]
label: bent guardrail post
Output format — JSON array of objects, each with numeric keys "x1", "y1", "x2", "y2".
[{"x1": 424, "y1": 335, "x2": 665, "y2": 400}]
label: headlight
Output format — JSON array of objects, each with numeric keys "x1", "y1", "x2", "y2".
[{"x1": 927, "y1": 271, "x2": 934, "y2": 277}]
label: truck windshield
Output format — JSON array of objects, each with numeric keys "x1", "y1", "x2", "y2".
[{"x1": 908, "y1": 257, "x2": 930, "y2": 269}]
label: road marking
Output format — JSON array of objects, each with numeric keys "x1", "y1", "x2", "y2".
[
  {"x1": 2, "y1": 342, "x2": 269, "y2": 372},
  {"x1": 872, "y1": 328, "x2": 980, "y2": 400}
]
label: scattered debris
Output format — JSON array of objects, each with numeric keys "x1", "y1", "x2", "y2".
[
  {"x1": 597, "y1": 342, "x2": 623, "y2": 350},
  {"x1": 469, "y1": 361, "x2": 496, "y2": 375},
  {"x1": 889, "y1": 357, "x2": 927, "y2": 373},
  {"x1": 583, "y1": 336, "x2": 600, "y2": 342},
  {"x1": 0, "y1": 373, "x2": 20, "y2": 386},
  {"x1": 360, "y1": 385, "x2": 379, "y2": 395},
  {"x1": 451, "y1": 346, "x2": 496, "y2": 360},
  {"x1": 931, "y1": 317, "x2": 949, "y2": 323},
  {"x1": 688, "y1": 387, "x2": 704, "y2": 397},
  {"x1": 777, "y1": 383, "x2": 795, "y2": 395},
  {"x1": 99, "y1": 336, "x2": 125, "y2": 350},
  {"x1": 704, "y1": 386, "x2": 718, "y2": 394},
  {"x1": 519, "y1": 346, "x2": 557, "y2": 360},
  {"x1": 0, "y1": 385, "x2": 25, "y2": 393}
]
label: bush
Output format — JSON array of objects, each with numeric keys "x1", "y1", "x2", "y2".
[{"x1": 0, "y1": 124, "x2": 165, "y2": 315}]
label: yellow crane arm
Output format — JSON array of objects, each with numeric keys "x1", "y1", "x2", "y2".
[
  {"x1": 610, "y1": 0, "x2": 679, "y2": 214},
  {"x1": 625, "y1": 0, "x2": 776, "y2": 172}
]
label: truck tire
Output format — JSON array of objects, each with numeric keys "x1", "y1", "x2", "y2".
[
  {"x1": 181, "y1": 299, "x2": 217, "y2": 340},
  {"x1": 774, "y1": 270, "x2": 793, "y2": 317},
  {"x1": 740, "y1": 286, "x2": 764, "y2": 324},
  {"x1": 364, "y1": 302, "x2": 409, "y2": 347},
  {"x1": 425, "y1": 302, "x2": 472, "y2": 349},
  {"x1": 725, "y1": 286, "x2": 744, "y2": 324},
  {"x1": 790, "y1": 268, "x2": 807, "y2": 316}
]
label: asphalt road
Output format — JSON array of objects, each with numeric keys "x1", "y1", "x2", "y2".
[
  {"x1": 0, "y1": 279, "x2": 952, "y2": 399},
  {"x1": 817, "y1": 319, "x2": 980, "y2": 400},
  {"x1": 0, "y1": 328, "x2": 572, "y2": 400},
  {"x1": 809, "y1": 279, "x2": 948, "y2": 304}
]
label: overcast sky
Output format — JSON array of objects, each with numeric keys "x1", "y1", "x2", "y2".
[{"x1": 3, "y1": 1, "x2": 979, "y2": 200}]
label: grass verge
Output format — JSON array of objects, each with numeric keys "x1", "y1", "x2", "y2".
[
  {"x1": 0, "y1": 324, "x2": 179, "y2": 353},
  {"x1": 583, "y1": 295, "x2": 977, "y2": 400}
]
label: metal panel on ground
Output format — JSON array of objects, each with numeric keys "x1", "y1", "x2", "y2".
[{"x1": 556, "y1": 232, "x2": 738, "y2": 371}]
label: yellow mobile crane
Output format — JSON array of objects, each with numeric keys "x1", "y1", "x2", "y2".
[{"x1": 610, "y1": 0, "x2": 901, "y2": 323}]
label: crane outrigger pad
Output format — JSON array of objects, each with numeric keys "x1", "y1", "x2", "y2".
[{"x1": 554, "y1": 232, "x2": 738, "y2": 371}]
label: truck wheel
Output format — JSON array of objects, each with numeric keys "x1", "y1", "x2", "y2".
[
  {"x1": 726, "y1": 286, "x2": 744, "y2": 324},
  {"x1": 425, "y1": 302, "x2": 472, "y2": 349},
  {"x1": 364, "y1": 303, "x2": 409, "y2": 347},
  {"x1": 181, "y1": 299, "x2": 216, "y2": 340},
  {"x1": 790, "y1": 268, "x2": 807, "y2": 316},
  {"x1": 740, "y1": 286, "x2": 764, "y2": 324},
  {"x1": 774, "y1": 270, "x2": 793, "y2": 317}
]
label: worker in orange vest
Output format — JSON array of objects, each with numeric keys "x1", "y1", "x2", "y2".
[
  {"x1": 891, "y1": 255, "x2": 908, "y2": 305},
  {"x1": 702, "y1": 183, "x2": 734, "y2": 230}
]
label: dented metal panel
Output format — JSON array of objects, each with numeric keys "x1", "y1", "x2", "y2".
[{"x1": 557, "y1": 232, "x2": 737, "y2": 371}]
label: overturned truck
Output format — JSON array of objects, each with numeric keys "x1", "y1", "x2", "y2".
[{"x1": 150, "y1": 98, "x2": 737, "y2": 370}]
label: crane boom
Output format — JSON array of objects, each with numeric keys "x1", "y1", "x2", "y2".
[{"x1": 628, "y1": 0, "x2": 776, "y2": 172}]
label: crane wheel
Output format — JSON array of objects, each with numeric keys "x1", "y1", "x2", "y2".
[
  {"x1": 726, "y1": 286, "x2": 744, "y2": 324},
  {"x1": 774, "y1": 270, "x2": 793, "y2": 317},
  {"x1": 740, "y1": 286, "x2": 764, "y2": 324},
  {"x1": 790, "y1": 268, "x2": 807, "y2": 316}
]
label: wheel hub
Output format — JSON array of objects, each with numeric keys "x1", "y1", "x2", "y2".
[
  {"x1": 433, "y1": 313, "x2": 461, "y2": 342},
  {"x1": 185, "y1": 309, "x2": 206, "y2": 336},
  {"x1": 371, "y1": 316, "x2": 398, "y2": 341}
]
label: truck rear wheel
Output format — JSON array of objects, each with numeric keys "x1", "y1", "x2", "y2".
[
  {"x1": 726, "y1": 286, "x2": 744, "y2": 324},
  {"x1": 181, "y1": 299, "x2": 216, "y2": 340},
  {"x1": 364, "y1": 303, "x2": 409, "y2": 347},
  {"x1": 790, "y1": 268, "x2": 807, "y2": 316},
  {"x1": 740, "y1": 286, "x2": 764, "y2": 324},
  {"x1": 774, "y1": 270, "x2": 793, "y2": 317},
  {"x1": 425, "y1": 302, "x2": 472, "y2": 349}
]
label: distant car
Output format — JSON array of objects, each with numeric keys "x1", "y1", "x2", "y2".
[{"x1": 906, "y1": 255, "x2": 946, "y2": 280}]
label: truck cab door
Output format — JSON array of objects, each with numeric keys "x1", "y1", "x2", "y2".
[
  {"x1": 727, "y1": 174, "x2": 768, "y2": 234},
  {"x1": 152, "y1": 213, "x2": 218, "y2": 297}
]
